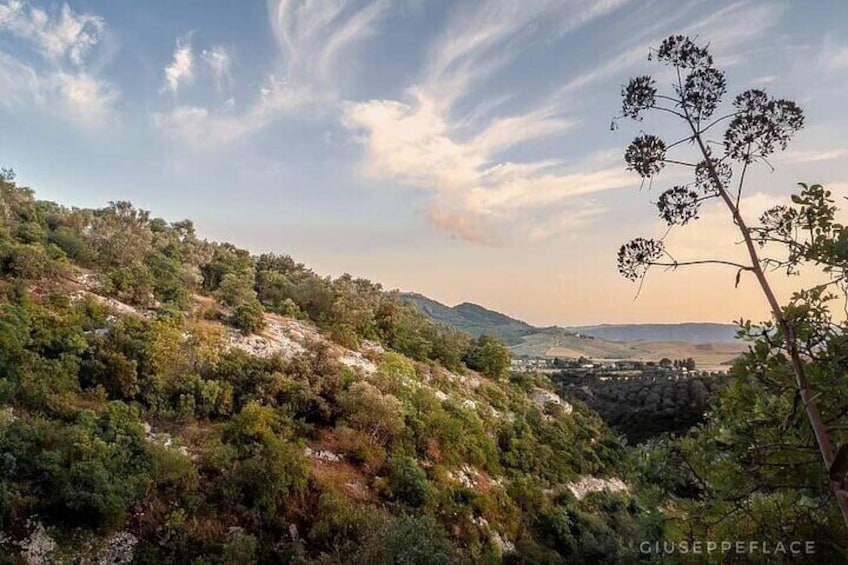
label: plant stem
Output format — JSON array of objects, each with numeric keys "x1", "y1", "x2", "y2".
[{"x1": 687, "y1": 120, "x2": 848, "y2": 530}]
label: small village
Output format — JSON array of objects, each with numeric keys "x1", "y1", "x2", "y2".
[{"x1": 511, "y1": 355, "x2": 727, "y2": 379}]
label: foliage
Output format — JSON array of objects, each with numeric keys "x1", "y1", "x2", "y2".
[
  {"x1": 0, "y1": 403, "x2": 151, "y2": 529},
  {"x1": 388, "y1": 455, "x2": 432, "y2": 507},
  {"x1": 354, "y1": 514, "x2": 454, "y2": 565},
  {"x1": 463, "y1": 335, "x2": 511, "y2": 380},
  {"x1": 339, "y1": 382, "x2": 405, "y2": 446},
  {"x1": 229, "y1": 299, "x2": 267, "y2": 335},
  {"x1": 613, "y1": 33, "x2": 848, "y2": 551},
  {"x1": 0, "y1": 170, "x2": 657, "y2": 562}
]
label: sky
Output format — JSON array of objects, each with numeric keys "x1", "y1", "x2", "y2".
[{"x1": 1, "y1": 0, "x2": 847, "y2": 326}]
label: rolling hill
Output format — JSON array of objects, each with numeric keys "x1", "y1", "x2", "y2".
[
  {"x1": 399, "y1": 293, "x2": 534, "y2": 344},
  {"x1": 401, "y1": 294, "x2": 743, "y2": 365}
]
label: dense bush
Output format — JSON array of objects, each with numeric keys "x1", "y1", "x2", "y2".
[
  {"x1": 464, "y1": 335, "x2": 511, "y2": 380},
  {"x1": 0, "y1": 403, "x2": 151, "y2": 529},
  {"x1": 388, "y1": 455, "x2": 432, "y2": 507},
  {"x1": 229, "y1": 299, "x2": 267, "y2": 335},
  {"x1": 0, "y1": 172, "x2": 655, "y2": 562}
]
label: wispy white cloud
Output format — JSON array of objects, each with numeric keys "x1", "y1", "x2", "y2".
[
  {"x1": 269, "y1": 0, "x2": 389, "y2": 96},
  {"x1": 553, "y1": 0, "x2": 786, "y2": 103},
  {"x1": 341, "y1": 0, "x2": 793, "y2": 244},
  {"x1": 343, "y1": 0, "x2": 633, "y2": 243},
  {"x1": 685, "y1": 1, "x2": 787, "y2": 60},
  {"x1": 827, "y1": 47, "x2": 848, "y2": 70},
  {"x1": 152, "y1": 74, "x2": 314, "y2": 149},
  {"x1": 0, "y1": 1, "x2": 117, "y2": 129},
  {"x1": 153, "y1": 0, "x2": 389, "y2": 150},
  {"x1": 424, "y1": 0, "x2": 630, "y2": 111},
  {"x1": 751, "y1": 75, "x2": 778, "y2": 85},
  {"x1": 428, "y1": 208, "x2": 494, "y2": 245},
  {"x1": 819, "y1": 34, "x2": 848, "y2": 71},
  {"x1": 201, "y1": 45, "x2": 232, "y2": 93},
  {"x1": 162, "y1": 34, "x2": 194, "y2": 95},
  {"x1": 0, "y1": 0, "x2": 104, "y2": 66}
]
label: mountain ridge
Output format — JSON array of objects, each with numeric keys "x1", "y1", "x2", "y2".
[{"x1": 400, "y1": 293, "x2": 739, "y2": 345}]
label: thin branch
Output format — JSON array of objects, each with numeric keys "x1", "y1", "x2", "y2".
[
  {"x1": 655, "y1": 93, "x2": 682, "y2": 105},
  {"x1": 665, "y1": 135, "x2": 697, "y2": 151},
  {"x1": 650, "y1": 259, "x2": 755, "y2": 271},
  {"x1": 663, "y1": 158, "x2": 697, "y2": 167},
  {"x1": 735, "y1": 149, "x2": 750, "y2": 211},
  {"x1": 699, "y1": 111, "x2": 740, "y2": 135},
  {"x1": 649, "y1": 104, "x2": 688, "y2": 120}
]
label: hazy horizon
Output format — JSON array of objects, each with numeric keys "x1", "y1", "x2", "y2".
[{"x1": 1, "y1": 0, "x2": 847, "y2": 326}]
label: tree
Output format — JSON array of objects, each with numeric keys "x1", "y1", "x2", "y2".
[
  {"x1": 338, "y1": 381, "x2": 405, "y2": 446},
  {"x1": 614, "y1": 35, "x2": 848, "y2": 529},
  {"x1": 354, "y1": 514, "x2": 454, "y2": 565},
  {"x1": 464, "y1": 335, "x2": 511, "y2": 380},
  {"x1": 388, "y1": 454, "x2": 432, "y2": 507},
  {"x1": 229, "y1": 300, "x2": 266, "y2": 335},
  {"x1": 89, "y1": 201, "x2": 154, "y2": 269}
]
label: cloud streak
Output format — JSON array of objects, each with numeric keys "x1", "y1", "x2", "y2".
[
  {"x1": 162, "y1": 35, "x2": 194, "y2": 95},
  {"x1": 343, "y1": 0, "x2": 633, "y2": 243},
  {"x1": 0, "y1": 0, "x2": 104, "y2": 65},
  {"x1": 201, "y1": 45, "x2": 232, "y2": 93},
  {"x1": 153, "y1": 74, "x2": 315, "y2": 148},
  {"x1": 0, "y1": 1, "x2": 117, "y2": 129},
  {"x1": 153, "y1": 0, "x2": 390, "y2": 150},
  {"x1": 269, "y1": 0, "x2": 389, "y2": 93}
]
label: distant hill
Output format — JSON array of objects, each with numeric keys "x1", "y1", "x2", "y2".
[
  {"x1": 400, "y1": 293, "x2": 533, "y2": 344},
  {"x1": 401, "y1": 294, "x2": 743, "y2": 364},
  {"x1": 569, "y1": 323, "x2": 739, "y2": 344}
]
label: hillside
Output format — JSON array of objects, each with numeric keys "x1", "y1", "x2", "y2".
[{"x1": 0, "y1": 173, "x2": 657, "y2": 563}]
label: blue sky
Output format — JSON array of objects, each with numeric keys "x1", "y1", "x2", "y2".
[{"x1": 1, "y1": 0, "x2": 847, "y2": 325}]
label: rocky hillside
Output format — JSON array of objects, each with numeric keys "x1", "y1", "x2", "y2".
[{"x1": 0, "y1": 173, "x2": 660, "y2": 563}]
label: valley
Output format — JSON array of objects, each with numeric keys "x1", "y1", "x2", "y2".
[{"x1": 402, "y1": 293, "x2": 745, "y2": 371}]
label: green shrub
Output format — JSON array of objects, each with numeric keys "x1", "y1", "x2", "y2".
[
  {"x1": 222, "y1": 531, "x2": 259, "y2": 564},
  {"x1": 389, "y1": 455, "x2": 432, "y2": 507},
  {"x1": 230, "y1": 300, "x2": 266, "y2": 335},
  {"x1": 464, "y1": 335, "x2": 511, "y2": 380},
  {"x1": 354, "y1": 514, "x2": 454, "y2": 564},
  {"x1": 2, "y1": 243, "x2": 52, "y2": 280},
  {"x1": 0, "y1": 403, "x2": 151, "y2": 529},
  {"x1": 339, "y1": 382, "x2": 405, "y2": 446}
]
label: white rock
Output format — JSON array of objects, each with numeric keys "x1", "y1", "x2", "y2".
[
  {"x1": 228, "y1": 316, "x2": 378, "y2": 375},
  {"x1": 21, "y1": 522, "x2": 55, "y2": 565},
  {"x1": 305, "y1": 447, "x2": 343, "y2": 462},
  {"x1": 227, "y1": 317, "x2": 305, "y2": 360},
  {"x1": 0, "y1": 406, "x2": 16, "y2": 424},
  {"x1": 491, "y1": 531, "x2": 516, "y2": 555},
  {"x1": 567, "y1": 476, "x2": 628, "y2": 500},
  {"x1": 142, "y1": 422, "x2": 190, "y2": 457},
  {"x1": 531, "y1": 388, "x2": 573, "y2": 414},
  {"x1": 361, "y1": 340, "x2": 385, "y2": 355},
  {"x1": 339, "y1": 352, "x2": 377, "y2": 375},
  {"x1": 97, "y1": 532, "x2": 138, "y2": 565}
]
